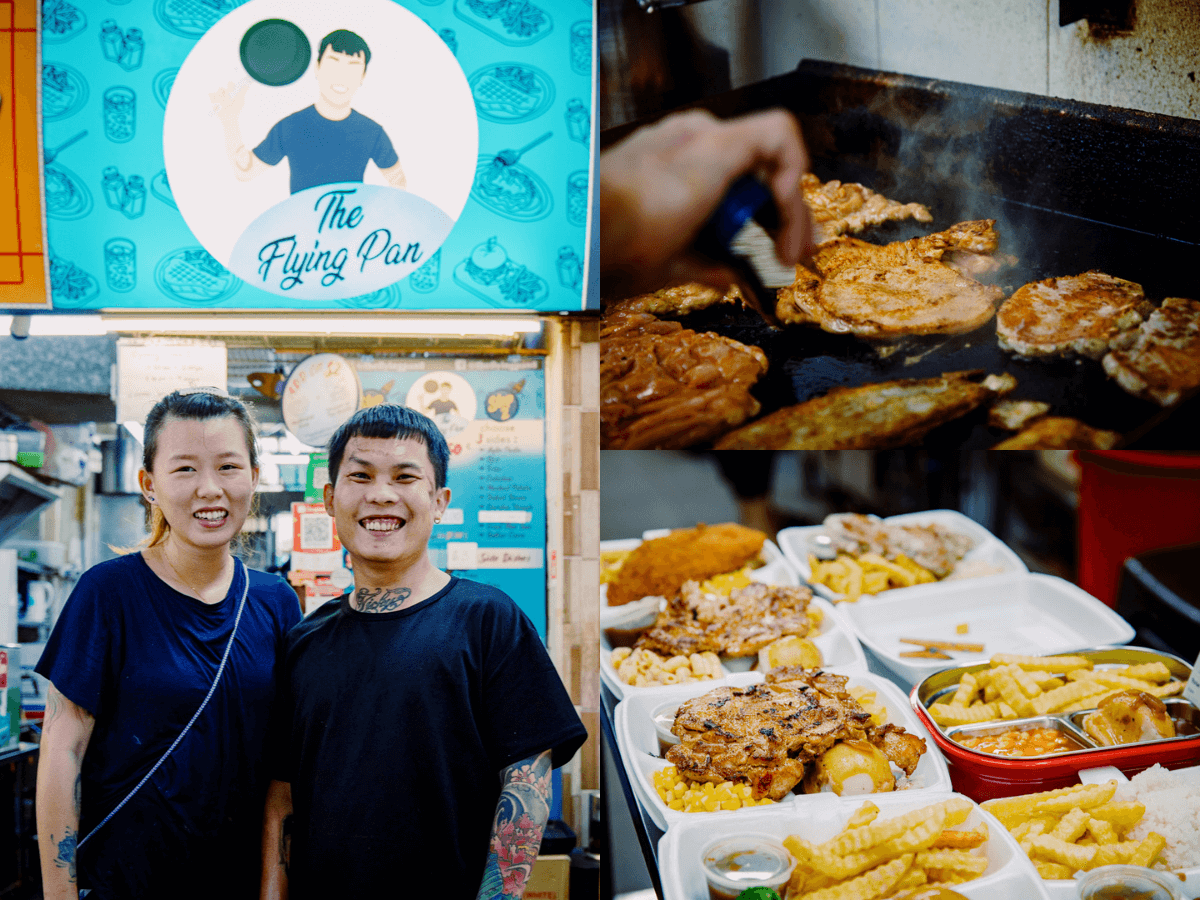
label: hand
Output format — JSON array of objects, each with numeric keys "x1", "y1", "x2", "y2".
[
  {"x1": 600, "y1": 108, "x2": 815, "y2": 295},
  {"x1": 209, "y1": 81, "x2": 247, "y2": 123}
]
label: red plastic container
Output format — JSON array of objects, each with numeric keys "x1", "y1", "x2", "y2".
[{"x1": 910, "y1": 647, "x2": 1200, "y2": 802}]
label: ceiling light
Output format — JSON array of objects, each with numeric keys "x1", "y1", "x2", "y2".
[
  {"x1": 97, "y1": 316, "x2": 543, "y2": 336},
  {"x1": 1, "y1": 315, "x2": 107, "y2": 336}
]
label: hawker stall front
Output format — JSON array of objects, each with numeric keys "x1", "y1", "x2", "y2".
[
  {"x1": 600, "y1": 450, "x2": 1200, "y2": 900},
  {"x1": 1, "y1": 0, "x2": 600, "y2": 895}
]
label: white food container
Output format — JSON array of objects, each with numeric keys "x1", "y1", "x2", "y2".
[
  {"x1": 659, "y1": 790, "x2": 1051, "y2": 900},
  {"x1": 600, "y1": 597, "x2": 867, "y2": 700},
  {"x1": 778, "y1": 509, "x2": 1027, "y2": 604},
  {"x1": 840, "y1": 572, "x2": 1135, "y2": 689},
  {"x1": 1034, "y1": 765, "x2": 1200, "y2": 900},
  {"x1": 614, "y1": 670, "x2": 951, "y2": 831}
]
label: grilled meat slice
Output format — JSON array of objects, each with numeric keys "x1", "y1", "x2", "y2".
[
  {"x1": 997, "y1": 271, "x2": 1153, "y2": 359},
  {"x1": 991, "y1": 416, "x2": 1120, "y2": 449},
  {"x1": 1102, "y1": 297, "x2": 1200, "y2": 406},
  {"x1": 667, "y1": 674, "x2": 926, "y2": 800},
  {"x1": 606, "y1": 282, "x2": 745, "y2": 318},
  {"x1": 801, "y1": 173, "x2": 933, "y2": 245},
  {"x1": 775, "y1": 220, "x2": 1004, "y2": 337},
  {"x1": 713, "y1": 370, "x2": 1009, "y2": 450},
  {"x1": 635, "y1": 580, "x2": 814, "y2": 658},
  {"x1": 988, "y1": 399, "x2": 1052, "y2": 431},
  {"x1": 876, "y1": 723, "x2": 927, "y2": 777},
  {"x1": 600, "y1": 306, "x2": 768, "y2": 449},
  {"x1": 606, "y1": 523, "x2": 766, "y2": 608},
  {"x1": 668, "y1": 682, "x2": 873, "y2": 800},
  {"x1": 821, "y1": 513, "x2": 975, "y2": 579}
]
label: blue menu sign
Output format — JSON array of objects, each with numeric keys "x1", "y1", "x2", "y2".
[{"x1": 41, "y1": 0, "x2": 593, "y2": 310}]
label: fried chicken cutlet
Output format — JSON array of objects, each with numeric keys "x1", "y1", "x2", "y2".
[
  {"x1": 997, "y1": 271, "x2": 1153, "y2": 359},
  {"x1": 1103, "y1": 297, "x2": 1200, "y2": 406},
  {"x1": 667, "y1": 671, "x2": 925, "y2": 800},
  {"x1": 991, "y1": 416, "x2": 1120, "y2": 450},
  {"x1": 606, "y1": 282, "x2": 745, "y2": 318},
  {"x1": 605, "y1": 522, "x2": 767, "y2": 607},
  {"x1": 775, "y1": 220, "x2": 1005, "y2": 337},
  {"x1": 600, "y1": 306, "x2": 768, "y2": 450}
]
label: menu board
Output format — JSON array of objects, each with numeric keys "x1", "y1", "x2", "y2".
[
  {"x1": 39, "y1": 0, "x2": 593, "y2": 311},
  {"x1": 114, "y1": 336, "x2": 228, "y2": 422},
  {"x1": 352, "y1": 357, "x2": 548, "y2": 634}
]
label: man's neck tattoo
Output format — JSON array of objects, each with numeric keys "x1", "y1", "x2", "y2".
[{"x1": 353, "y1": 586, "x2": 412, "y2": 613}]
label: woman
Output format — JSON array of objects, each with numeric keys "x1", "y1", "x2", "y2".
[{"x1": 36, "y1": 389, "x2": 302, "y2": 900}]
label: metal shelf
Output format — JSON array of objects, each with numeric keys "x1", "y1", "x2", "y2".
[{"x1": 0, "y1": 464, "x2": 60, "y2": 544}]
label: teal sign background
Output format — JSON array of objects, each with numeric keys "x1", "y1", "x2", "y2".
[{"x1": 40, "y1": 0, "x2": 592, "y2": 311}]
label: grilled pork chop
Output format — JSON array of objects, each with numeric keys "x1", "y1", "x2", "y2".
[
  {"x1": 713, "y1": 370, "x2": 1013, "y2": 450},
  {"x1": 600, "y1": 306, "x2": 768, "y2": 449},
  {"x1": 988, "y1": 399, "x2": 1052, "y2": 431},
  {"x1": 667, "y1": 672, "x2": 925, "y2": 800},
  {"x1": 997, "y1": 271, "x2": 1153, "y2": 359},
  {"x1": 775, "y1": 220, "x2": 1005, "y2": 337},
  {"x1": 802, "y1": 173, "x2": 933, "y2": 245},
  {"x1": 1102, "y1": 297, "x2": 1200, "y2": 406},
  {"x1": 991, "y1": 416, "x2": 1121, "y2": 450}
]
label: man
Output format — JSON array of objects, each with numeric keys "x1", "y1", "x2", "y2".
[
  {"x1": 212, "y1": 29, "x2": 407, "y2": 194},
  {"x1": 261, "y1": 405, "x2": 586, "y2": 899}
]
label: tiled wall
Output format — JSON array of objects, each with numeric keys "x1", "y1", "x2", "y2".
[{"x1": 691, "y1": 0, "x2": 1200, "y2": 120}]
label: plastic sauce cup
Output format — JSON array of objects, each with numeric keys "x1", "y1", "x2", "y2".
[
  {"x1": 700, "y1": 834, "x2": 795, "y2": 900},
  {"x1": 1076, "y1": 864, "x2": 1184, "y2": 900}
]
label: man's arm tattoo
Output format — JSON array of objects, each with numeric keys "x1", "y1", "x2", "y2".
[
  {"x1": 353, "y1": 586, "x2": 411, "y2": 613},
  {"x1": 280, "y1": 813, "x2": 292, "y2": 874},
  {"x1": 54, "y1": 827, "x2": 79, "y2": 882},
  {"x1": 476, "y1": 750, "x2": 552, "y2": 900}
]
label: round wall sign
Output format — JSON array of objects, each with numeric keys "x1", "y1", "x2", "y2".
[{"x1": 281, "y1": 353, "x2": 361, "y2": 447}]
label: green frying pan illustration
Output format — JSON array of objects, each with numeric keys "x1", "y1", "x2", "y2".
[{"x1": 240, "y1": 19, "x2": 310, "y2": 87}]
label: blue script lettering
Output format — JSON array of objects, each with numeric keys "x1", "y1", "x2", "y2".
[
  {"x1": 357, "y1": 229, "x2": 423, "y2": 272},
  {"x1": 257, "y1": 237, "x2": 349, "y2": 289},
  {"x1": 315, "y1": 190, "x2": 364, "y2": 233}
]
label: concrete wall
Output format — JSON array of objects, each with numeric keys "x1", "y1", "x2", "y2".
[{"x1": 685, "y1": 0, "x2": 1200, "y2": 119}]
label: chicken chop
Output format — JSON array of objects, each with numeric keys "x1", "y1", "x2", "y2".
[
  {"x1": 1102, "y1": 297, "x2": 1200, "y2": 407},
  {"x1": 667, "y1": 671, "x2": 925, "y2": 800},
  {"x1": 775, "y1": 220, "x2": 1005, "y2": 337},
  {"x1": 801, "y1": 173, "x2": 933, "y2": 245},
  {"x1": 997, "y1": 271, "x2": 1153, "y2": 359},
  {"x1": 990, "y1": 416, "x2": 1120, "y2": 450},
  {"x1": 822, "y1": 513, "x2": 976, "y2": 579}
]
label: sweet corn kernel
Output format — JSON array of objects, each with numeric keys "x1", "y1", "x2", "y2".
[
  {"x1": 703, "y1": 797, "x2": 720, "y2": 812},
  {"x1": 721, "y1": 798, "x2": 742, "y2": 810}
]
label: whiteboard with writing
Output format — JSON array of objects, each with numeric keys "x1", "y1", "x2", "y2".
[{"x1": 115, "y1": 338, "x2": 228, "y2": 424}]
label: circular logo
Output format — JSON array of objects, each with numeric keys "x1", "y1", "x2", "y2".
[
  {"x1": 163, "y1": 0, "x2": 477, "y2": 301},
  {"x1": 404, "y1": 373, "x2": 476, "y2": 440}
]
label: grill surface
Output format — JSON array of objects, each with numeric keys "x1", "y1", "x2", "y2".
[{"x1": 602, "y1": 62, "x2": 1200, "y2": 448}]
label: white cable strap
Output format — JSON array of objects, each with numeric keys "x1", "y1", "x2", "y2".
[{"x1": 79, "y1": 560, "x2": 250, "y2": 848}]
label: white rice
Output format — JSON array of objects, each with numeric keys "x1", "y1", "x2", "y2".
[{"x1": 1113, "y1": 764, "x2": 1200, "y2": 868}]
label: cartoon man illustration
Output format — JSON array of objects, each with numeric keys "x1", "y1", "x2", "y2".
[
  {"x1": 425, "y1": 382, "x2": 458, "y2": 417},
  {"x1": 211, "y1": 29, "x2": 407, "y2": 194}
]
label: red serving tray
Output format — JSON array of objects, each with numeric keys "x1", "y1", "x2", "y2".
[{"x1": 909, "y1": 648, "x2": 1200, "y2": 802}]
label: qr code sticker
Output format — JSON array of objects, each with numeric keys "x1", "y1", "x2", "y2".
[{"x1": 299, "y1": 513, "x2": 333, "y2": 550}]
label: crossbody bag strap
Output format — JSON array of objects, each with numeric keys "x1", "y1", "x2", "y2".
[{"x1": 79, "y1": 559, "x2": 251, "y2": 848}]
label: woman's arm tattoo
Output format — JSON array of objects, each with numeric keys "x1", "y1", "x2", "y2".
[
  {"x1": 352, "y1": 586, "x2": 411, "y2": 613},
  {"x1": 54, "y1": 827, "x2": 79, "y2": 881},
  {"x1": 476, "y1": 750, "x2": 553, "y2": 900}
]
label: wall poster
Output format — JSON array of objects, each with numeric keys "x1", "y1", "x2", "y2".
[
  {"x1": 347, "y1": 357, "x2": 548, "y2": 633},
  {"x1": 40, "y1": 0, "x2": 593, "y2": 311}
]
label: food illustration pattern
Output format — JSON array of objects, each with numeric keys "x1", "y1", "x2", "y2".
[
  {"x1": 43, "y1": 0, "x2": 88, "y2": 43},
  {"x1": 154, "y1": 246, "x2": 241, "y2": 304},
  {"x1": 485, "y1": 380, "x2": 524, "y2": 421},
  {"x1": 43, "y1": 63, "x2": 90, "y2": 121},
  {"x1": 41, "y1": 0, "x2": 588, "y2": 310},
  {"x1": 151, "y1": 68, "x2": 178, "y2": 109},
  {"x1": 469, "y1": 63, "x2": 554, "y2": 123},
  {"x1": 99, "y1": 18, "x2": 145, "y2": 70},
  {"x1": 103, "y1": 239, "x2": 137, "y2": 292},
  {"x1": 453, "y1": 236, "x2": 549, "y2": 307},
  {"x1": 453, "y1": 0, "x2": 552, "y2": 46}
]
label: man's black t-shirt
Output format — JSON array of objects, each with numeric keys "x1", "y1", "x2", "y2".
[{"x1": 274, "y1": 577, "x2": 587, "y2": 899}]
